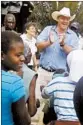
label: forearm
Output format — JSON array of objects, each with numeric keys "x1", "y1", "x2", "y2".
[
  {"x1": 36, "y1": 40, "x2": 51, "y2": 51},
  {"x1": 28, "y1": 75, "x2": 38, "y2": 116},
  {"x1": 61, "y1": 44, "x2": 73, "y2": 54},
  {"x1": 28, "y1": 96, "x2": 37, "y2": 117}
]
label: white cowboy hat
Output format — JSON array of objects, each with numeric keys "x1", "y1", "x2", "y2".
[
  {"x1": 67, "y1": 50, "x2": 83, "y2": 82},
  {"x1": 52, "y1": 7, "x2": 75, "y2": 22}
]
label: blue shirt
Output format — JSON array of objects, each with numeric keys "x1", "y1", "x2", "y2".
[
  {"x1": 1, "y1": 70, "x2": 25, "y2": 125},
  {"x1": 42, "y1": 76, "x2": 78, "y2": 121},
  {"x1": 37, "y1": 25, "x2": 79, "y2": 71}
]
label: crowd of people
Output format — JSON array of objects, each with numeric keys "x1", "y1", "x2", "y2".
[
  {"x1": 1, "y1": 1, "x2": 34, "y2": 32},
  {"x1": 1, "y1": 6, "x2": 83, "y2": 125}
]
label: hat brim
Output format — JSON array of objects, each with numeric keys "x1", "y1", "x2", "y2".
[{"x1": 52, "y1": 11, "x2": 75, "y2": 22}]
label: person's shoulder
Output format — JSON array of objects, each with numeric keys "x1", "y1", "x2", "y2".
[
  {"x1": 2, "y1": 70, "x2": 22, "y2": 85},
  {"x1": 68, "y1": 28, "x2": 78, "y2": 36},
  {"x1": 20, "y1": 33, "x2": 26, "y2": 39},
  {"x1": 44, "y1": 25, "x2": 56, "y2": 30},
  {"x1": 32, "y1": 37, "x2": 36, "y2": 42},
  {"x1": 48, "y1": 76, "x2": 65, "y2": 86},
  {"x1": 51, "y1": 75, "x2": 71, "y2": 85},
  {"x1": 78, "y1": 76, "x2": 83, "y2": 85},
  {"x1": 23, "y1": 64, "x2": 37, "y2": 76}
]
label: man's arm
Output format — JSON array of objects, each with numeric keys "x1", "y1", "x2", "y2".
[
  {"x1": 36, "y1": 26, "x2": 55, "y2": 51},
  {"x1": 27, "y1": 75, "x2": 38, "y2": 117},
  {"x1": 36, "y1": 41, "x2": 51, "y2": 52},
  {"x1": 12, "y1": 96, "x2": 31, "y2": 125},
  {"x1": 60, "y1": 32, "x2": 79, "y2": 54},
  {"x1": 61, "y1": 44, "x2": 72, "y2": 54}
]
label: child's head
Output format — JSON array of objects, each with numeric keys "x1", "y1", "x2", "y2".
[{"x1": 1, "y1": 31, "x2": 25, "y2": 71}]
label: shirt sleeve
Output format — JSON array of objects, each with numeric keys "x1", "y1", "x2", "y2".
[
  {"x1": 41, "y1": 78, "x2": 57, "y2": 98},
  {"x1": 37, "y1": 26, "x2": 52, "y2": 43},
  {"x1": 68, "y1": 32, "x2": 79, "y2": 50},
  {"x1": 10, "y1": 78, "x2": 26, "y2": 103}
]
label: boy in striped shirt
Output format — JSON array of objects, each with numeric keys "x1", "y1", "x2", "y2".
[{"x1": 41, "y1": 50, "x2": 83, "y2": 125}]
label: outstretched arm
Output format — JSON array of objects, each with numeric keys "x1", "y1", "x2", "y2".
[{"x1": 28, "y1": 75, "x2": 38, "y2": 117}]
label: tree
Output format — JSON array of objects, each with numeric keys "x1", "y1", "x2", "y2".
[{"x1": 75, "y1": 2, "x2": 83, "y2": 33}]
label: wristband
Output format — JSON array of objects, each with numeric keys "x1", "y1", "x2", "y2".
[{"x1": 60, "y1": 43, "x2": 65, "y2": 47}]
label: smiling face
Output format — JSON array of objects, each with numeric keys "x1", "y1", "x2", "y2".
[
  {"x1": 26, "y1": 25, "x2": 36, "y2": 37},
  {"x1": 57, "y1": 15, "x2": 70, "y2": 31},
  {"x1": 2, "y1": 42, "x2": 25, "y2": 71}
]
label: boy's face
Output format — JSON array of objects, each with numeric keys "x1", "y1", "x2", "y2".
[{"x1": 2, "y1": 42, "x2": 25, "y2": 71}]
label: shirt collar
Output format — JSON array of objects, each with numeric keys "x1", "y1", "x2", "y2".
[
  {"x1": 51, "y1": 25, "x2": 71, "y2": 34},
  {"x1": 23, "y1": 33, "x2": 33, "y2": 41}
]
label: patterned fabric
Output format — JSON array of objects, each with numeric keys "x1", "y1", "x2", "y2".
[
  {"x1": 42, "y1": 76, "x2": 78, "y2": 121},
  {"x1": 1, "y1": 70, "x2": 25, "y2": 125}
]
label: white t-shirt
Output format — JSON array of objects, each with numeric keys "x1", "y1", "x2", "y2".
[{"x1": 21, "y1": 33, "x2": 37, "y2": 65}]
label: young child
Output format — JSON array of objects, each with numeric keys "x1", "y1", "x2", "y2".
[{"x1": 1, "y1": 31, "x2": 31, "y2": 125}]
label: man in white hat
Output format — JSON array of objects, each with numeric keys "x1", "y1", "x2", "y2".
[{"x1": 32, "y1": 7, "x2": 79, "y2": 125}]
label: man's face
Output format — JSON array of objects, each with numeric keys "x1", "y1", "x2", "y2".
[
  {"x1": 6, "y1": 17, "x2": 16, "y2": 30},
  {"x1": 58, "y1": 15, "x2": 70, "y2": 30},
  {"x1": 2, "y1": 42, "x2": 25, "y2": 71},
  {"x1": 26, "y1": 25, "x2": 36, "y2": 37}
]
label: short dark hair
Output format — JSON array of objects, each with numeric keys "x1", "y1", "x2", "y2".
[
  {"x1": 1, "y1": 31, "x2": 23, "y2": 54},
  {"x1": 24, "y1": 22, "x2": 36, "y2": 33}
]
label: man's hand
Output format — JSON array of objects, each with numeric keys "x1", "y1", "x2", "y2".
[
  {"x1": 59, "y1": 34, "x2": 66, "y2": 46},
  {"x1": 49, "y1": 31, "x2": 55, "y2": 44}
]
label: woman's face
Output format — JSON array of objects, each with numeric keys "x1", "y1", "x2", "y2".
[
  {"x1": 26, "y1": 25, "x2": 36, "y2": 37},
  {"x1": 2, "y1": 42, "x2": 25, "y2": 71}
]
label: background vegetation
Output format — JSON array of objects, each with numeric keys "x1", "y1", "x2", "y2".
[{"x1": 28, "y1": 1, "x2": 83, "y2": 34}]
